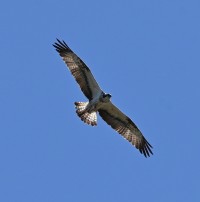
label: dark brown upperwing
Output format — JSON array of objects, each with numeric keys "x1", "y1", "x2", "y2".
[
  {"x1": 53, "y1": 39, "x2": 101, "y2": 100},
  {"x1": 98, "y1": 102, "x2": 153, "y2": 157}
]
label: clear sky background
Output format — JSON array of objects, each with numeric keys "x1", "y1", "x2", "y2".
[{"x1": 0, "y1": 0, "x2": 199, "y2": 201}]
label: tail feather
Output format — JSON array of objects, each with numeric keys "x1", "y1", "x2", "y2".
[{"x1": 74, "y1": 102, "x2": 97, "y2": 126}]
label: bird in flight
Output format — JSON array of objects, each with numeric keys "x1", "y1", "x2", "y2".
[{"x1": 53, "y1": 39, "x2": 153, "y2": 157}]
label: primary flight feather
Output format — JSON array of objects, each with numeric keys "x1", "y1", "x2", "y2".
[{"x1": 53, "y1": 39, "x2": 153, "y2": 157}]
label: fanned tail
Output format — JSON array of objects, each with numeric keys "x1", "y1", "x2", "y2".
[{"x1": 74, "y1": 102, "x2": 97, "y2": 126}]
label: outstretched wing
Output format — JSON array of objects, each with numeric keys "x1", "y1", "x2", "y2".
[
  {"x1": 53, "y1": 39, "x2": 102, "y2": 100},
  {"x1": 98, "y1": 102, "x2": 153, "y2": 157}
]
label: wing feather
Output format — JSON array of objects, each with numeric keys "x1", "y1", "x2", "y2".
[
  {"x1": 98, "y1": 102, "x2": 153, "y2": 157},
  {"x1": 53, "y1": 39, "x2": 101, "y2": 100}
]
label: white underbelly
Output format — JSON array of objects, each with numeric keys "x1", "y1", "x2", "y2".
[{"x1": 87, "y1": 97, "x2": 102, "y2": 112}]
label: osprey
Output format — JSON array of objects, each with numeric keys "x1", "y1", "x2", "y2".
[{"x1": 53, "y1": 39, "x2": 153, "y2": 157}]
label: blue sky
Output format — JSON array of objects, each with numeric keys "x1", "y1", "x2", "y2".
[{"x1": 0, "y1": 0, "x2": 200, "y2": 201}]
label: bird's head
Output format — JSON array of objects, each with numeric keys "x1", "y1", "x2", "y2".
[{"x1": 101, "y1": 92, "x2": 112, "y2": 102}]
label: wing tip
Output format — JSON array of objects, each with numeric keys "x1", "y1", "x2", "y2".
[
  {"x1": 139, "y1": 138, "x2": 153, "y2": 158},
  {"x1": 53, "y1": 38, "x2": 71, "y2": 54}
]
